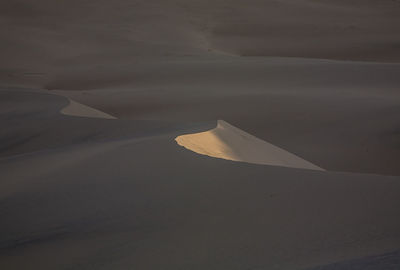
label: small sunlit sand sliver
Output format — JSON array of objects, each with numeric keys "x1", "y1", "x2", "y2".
[
  {"x1": 61, "y1": 98, "x2": 116, "y2": 119},
  {"x1": 176, "y1": 120, "x2": 323, "y2": 170}
]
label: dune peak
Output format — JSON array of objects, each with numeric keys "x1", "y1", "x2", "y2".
[
  {"x1": 61, "y1": 98, "x2": 116, "y2": 119},
  {"x1": 175, "y1": 120, "x2": 323, "y2": 170}
]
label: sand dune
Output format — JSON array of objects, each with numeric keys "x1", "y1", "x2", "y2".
[
  {"x1": 1, "y1": 0, "x2": 400, "y2": 90},
  {"x1": 1, "y1": 0, "x2": 400, "y2": 269},
  {"x1": 61, "y1": 98, "x2": 116, "y2": 119},
  {"x1": 176, "y1": 120, "x2": 323, "y2": 170},
  {"x1": 50, "y1": 57, "x2": 400, "y2": 175},
  {"x1": 1, "y1": 89, "x2": 400, "y2": 270}
]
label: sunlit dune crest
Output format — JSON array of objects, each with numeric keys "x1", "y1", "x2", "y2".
[
  {"x1": 61, "y1": 99, "x2": 116, "y2": 119},
  {"x1": 176, "y1": 120, "x2": 323, "y2": 170}
]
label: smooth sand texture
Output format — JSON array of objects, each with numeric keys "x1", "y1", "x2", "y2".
[
  {"x1": 1, "y1": 0, "x2": 400, "y2": 88},
  {"x1": 1, "y1": 1, "x2": 400, "y2": 269},
  {"x1": 50, "y1": 58, "x2": 400, "y2": 175},
  {"x1": 176, "y1": 120, "x2": 323, "y2": 170},
  {"x1": 305, "y1": 250, "x2": 400, "y2": 270},
  {"x1": 1, "y1": 89, "x2": 399, "y2": 270},
  {"x1": 61, "y1": 98, "x2": 116, "y2": 119},
  {"x1": 1, "y1": 0, "x2": 400, "y2": 81}
]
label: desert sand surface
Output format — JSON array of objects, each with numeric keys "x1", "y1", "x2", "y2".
[
  {"x1": 1, "y1": 88, "x2": 400, "y2": 270},
  {"x1": 176, "y1": 120, "x2": 323, "y2": 170},
  {"x1": 60, "y1": 98, "x2": 116, "y2": 119},
  {"x1": 1, "y1": 1, "x2": 400, "y2": 269}
]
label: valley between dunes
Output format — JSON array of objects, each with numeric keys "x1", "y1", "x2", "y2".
[{"x1": 1, "y1": 1, "x2": 400, "y2": 269}]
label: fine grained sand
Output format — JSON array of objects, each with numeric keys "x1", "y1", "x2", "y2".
[
  {"x1": 0, "y1": 87, "x2": 399, "y2": 270},
  {"x1": 50, "y1": 57, "x2": 400, "y2": 176},
  {"x1": 1, "y1": 1, "x2": 400, "y2": 269},
  {"x1": 176, "y1": 120, "x2": 323, "y2": 170},
  {"x1": 61, "y1": 98, "x2": 116, "y2": 119}
]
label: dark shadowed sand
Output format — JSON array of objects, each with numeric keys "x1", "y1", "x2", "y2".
[{"x1": 1, "y1": 1, "x2": 400, "y2": 269}]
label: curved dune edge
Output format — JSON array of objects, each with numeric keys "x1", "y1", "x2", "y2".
[
  {"x1": 175, "y1": 120, "x2": 324, "y2": 171},
  {"x1": 61, "y1": 98, "x2": 116, "y2": 119}
]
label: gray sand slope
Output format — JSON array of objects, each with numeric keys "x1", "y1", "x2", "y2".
[
  {"x1": 60, "y1": 98, "x2": 116, "y2": 119},
  {"x1": 51, "y1": 58, "x2": 400, "y2": 176},
  {"x1": 1, "y1": 0, "x2": 400, "y2": 88},
  {"x1": 1, "y1": 88, "x2": 400, "y2": 270},
  {"x1": 1, "y1": 1, "x2": 400, "y2": 269}
]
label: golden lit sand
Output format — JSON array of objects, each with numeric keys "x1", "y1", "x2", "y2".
[
  {"x1": 61, "y1": 99, "x2": 116, "y2": 119},
  {"x1": 176, "y1": 120, "x2": 323, "y2": 170}
]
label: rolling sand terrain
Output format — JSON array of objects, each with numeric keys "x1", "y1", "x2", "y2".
[
  {"x1": 1, "y1": 88, "x2": 400, "y2": 270},
  {"x1": 1, "y1": 0, "x2": 400, "y2": 269}
]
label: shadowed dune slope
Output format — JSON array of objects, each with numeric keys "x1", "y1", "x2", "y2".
[
  {"x1": 50, "y1": 58, "x2": 400, "y2": 175},
  {"x1": 1, "y1": 0, "x2": 400, "y2": 268},
  {"x1": 0, "y1": 88, "x2": 400, "y2": 270},
  {"x1": 0, "y1": 88, "x2": 213, "y2": 159},
  {"x1": 61, "y1": 98, "x2": 116, "y2": 119},
  {"x1": 304, "y1": 250, "x2": 400, "y2": 270},
  {"x1": 1, "y1": 0, "x2": 400, "y2": 87}
]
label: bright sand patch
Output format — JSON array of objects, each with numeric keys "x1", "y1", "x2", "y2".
[
  {"x1": 61, "y1": 99, "x2": 116, "y2": 119},
  {"x1": 176, "y1": 120, "x2": 323, "y2": 170}
]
